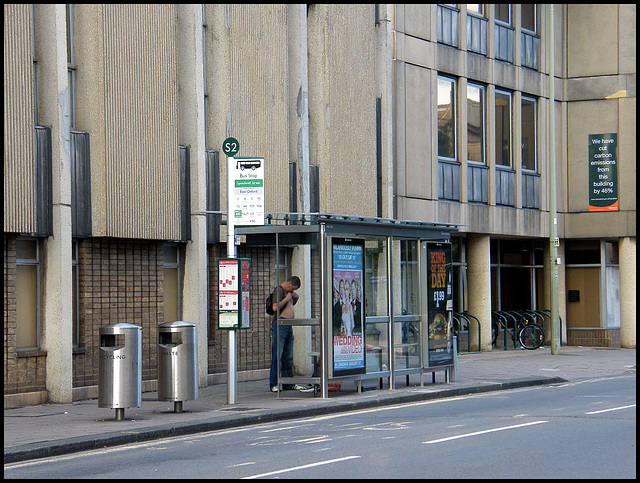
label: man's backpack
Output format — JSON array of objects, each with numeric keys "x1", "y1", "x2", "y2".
[{"x1": 265, "y1": 287, "x2": 277, "y2": 315}]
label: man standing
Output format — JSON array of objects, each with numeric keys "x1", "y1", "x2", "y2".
[{"x1": 269, "y1": 276, "x2": 301, "y2": 392}]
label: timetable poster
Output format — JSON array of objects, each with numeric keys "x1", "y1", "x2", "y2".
[
  {"x1": 331, "y1": 238, "x2": 365, "y2": 376},
  {"x1": 427, "y1": 243, "x2": 454, "y2": 367},
  {"x1": 218, "y1": 258, "x2": 250, "y2": 329}
]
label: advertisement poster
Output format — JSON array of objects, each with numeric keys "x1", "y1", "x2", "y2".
[
  {"x1": 427, "y1": 243, "x2": 454, "y2": 367},
  {"x1": 331, "y1": 238, "x2": 365, "y2": 376},
  {"x1": 588, "y1": 133, "x2": 618, "y2": 212}
]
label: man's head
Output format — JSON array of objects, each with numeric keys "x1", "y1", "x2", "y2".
[{"x1": 282, "y1": 275, "x2": 301, "y2": 292}]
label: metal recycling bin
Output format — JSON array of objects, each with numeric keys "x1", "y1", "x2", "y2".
[
  {"x1": 98, "y1": 323, "x2": 142, "y2": 420},
  {"x1": 158, "y1": 321, "x2": 198, "y2": 412}
]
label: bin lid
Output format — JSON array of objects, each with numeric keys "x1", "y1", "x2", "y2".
[
  {"x1": 159, "y1": 321, "x2": 196, "y2": 330},
  {"x1": 99, "y1": 323, "x2": 142, "y2": 334}
]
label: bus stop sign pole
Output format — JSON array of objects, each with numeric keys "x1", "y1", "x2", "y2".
[{"x1": 224, "y1": 137, "x2": 239, "y2": 404}]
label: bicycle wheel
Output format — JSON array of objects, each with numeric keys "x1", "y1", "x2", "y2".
[{"x1": 518, "y1": 323, "x2": 544, "y2": 350}]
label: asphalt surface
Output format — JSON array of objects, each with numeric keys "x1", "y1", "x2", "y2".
[{"x1": 4, "y1": 346, "x2": 636, "y2": 464}]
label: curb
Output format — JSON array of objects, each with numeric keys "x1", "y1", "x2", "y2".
[{"x1": 4, "y1": 376, "x2": 566, "y2": 464}]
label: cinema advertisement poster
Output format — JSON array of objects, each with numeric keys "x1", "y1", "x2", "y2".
[
  {"x1": 331, "y1": 238, "x2": 365, "y2": 376},
  {"x1": 427, "y1": 243, "x2": 454, "y2": 367}
]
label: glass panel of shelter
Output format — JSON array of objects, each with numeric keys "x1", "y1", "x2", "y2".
[
  {"x1": 393, "y1": 239, "x2": 421, "y2": 371},
  {"x1": 364, "y1": 236, "x2": 390, "y2": 375}
]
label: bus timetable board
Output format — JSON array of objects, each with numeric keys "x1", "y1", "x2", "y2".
[
  {"x1": 218, "y1": 258, "x2": 251, "y2": 329},
  {"x1": 232, "y1": 157, "x2": 264, "y2": 226}
]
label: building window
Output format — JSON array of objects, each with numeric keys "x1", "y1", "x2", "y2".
[
  {"x1": 495, "y1": 3, "x2": 510, "y2": 23},
  {"x1": 437, "y1": 4, "x2": 459, "y2": 47},
  {"x1": 467, "y1": 83, "x2": 485, "y2": 164},
  {"x1": 163, "y1": 244, "x2": 182, "y2": 322},
  {"x1": 16, "y1": 238, "x2": 40, "y2": 350},
  {"x1": 521, "y1": 96, "x2": 539, "y2": 209},
  {"x1": 494, "y1": 4, "x2": 514, "y2": 63},
  {"x1": 495, "y1": 90, "x2": 512, "y2": 167},
  {"x1": 521, "y1": 4, "x2": 539, "y2": 70},
  {"x1": 495, "y1": 90, "x2": 514, "y2": 206},
  {"x1": 438, "y1": 76, "x2": 457, "y2": 160},
  {"x1": 521, "y1": 3, "x2": 536, "y2": 32},
  {"x1": 467, "y1": 83, "x2": 487, "y2": 203},
  {"x1": 438, "y1": 75, "x2": 459, "y2": 201},
  {"x1": 72, "y1": 241, "x2": 80, "y2": 347},
  {"x1": 466, "y1": 4, "x2": 487, "y2": 55},
  {"x1": 521, "y1": 96, "x2": 537, "y2": 171}
]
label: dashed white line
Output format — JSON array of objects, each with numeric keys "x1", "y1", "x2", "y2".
[
  {"x1": 423, "y1": 420, "x2": 548, "y2": 444},
  {"x1": 242, "y1": 455, "x2": 361, "y2": 479},
  {"x1": 585, "y1": 404, "x2": 636, "y2": 415}
]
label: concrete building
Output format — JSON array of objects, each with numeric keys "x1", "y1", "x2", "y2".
[
  {"x1": 4, "y1": 4, "x2": 635, "y2": 407},
  {"x1": 392, "y1": 4, "x2": 635, "y2": 350}
]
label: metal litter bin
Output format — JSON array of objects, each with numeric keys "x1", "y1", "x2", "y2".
[
  {"x1": 158, "y1": 321, "x2": 198, "y2": 412},
  {"x1": 98, "y1": 323, "x2": 142, "y2": 420}
]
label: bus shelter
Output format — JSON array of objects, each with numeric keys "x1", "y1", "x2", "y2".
[{"x1": 236, "y1": 213, "x2": 459, "y2": 398}]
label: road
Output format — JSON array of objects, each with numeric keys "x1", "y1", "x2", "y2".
[{"x1": 5, "y1": 374, "x2": 635, "y2": 479}]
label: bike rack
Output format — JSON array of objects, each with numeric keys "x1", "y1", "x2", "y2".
[
  {"x1": 528, "y1": 309, "x2": 563, "y2": 347},
  {"x1": 453, "y1": 312, "x2": 481, "y2": 353},
  {"x1": 492, "y1": 311, "x2": 519, "y2": 350}
]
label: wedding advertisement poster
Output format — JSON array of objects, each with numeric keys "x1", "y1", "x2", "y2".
[{"x1": 331, "y1": 238, "x2": 365, "y2": 376}]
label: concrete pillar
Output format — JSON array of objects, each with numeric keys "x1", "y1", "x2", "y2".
[
  {"x1": 619, "y1": 237, "x2": 636, "y2": 348},
  {"x1": 288, "y1": 4, "x2": 310, "y2": 214},
  {"x1": 467, "y1": 233, "x2": 492, "y2": 351},
  {"x1": 35, "y1": 4, "x2": 74, "y2": 402},
  {"x1": 287, "y1": 5, "x2": 313, "y2": 376},
  {"x1": 177, "y1": 5, "x2": 209, "y2": 388}
]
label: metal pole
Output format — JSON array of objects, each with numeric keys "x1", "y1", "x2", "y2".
[
  {"x1": 387, "y1": 236, "x2": 394, "y2": 389},
  {"x1": 227, "y1": 155, "x2": 237, "y2": 403},
  {"x1": 320, "y1": 223, "x2": 328, "y2": 398},
  {"x1": 548, "y1": 5, "x2": 561, "y2": 354}
]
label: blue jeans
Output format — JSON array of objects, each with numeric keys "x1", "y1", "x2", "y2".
[{"x1": 270, "y1": 320, "x2": 294, "y2": 388}]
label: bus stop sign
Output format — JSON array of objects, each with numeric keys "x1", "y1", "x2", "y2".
[{"x1": 223, "y1": 137, "x2": 239, "y2": 156}]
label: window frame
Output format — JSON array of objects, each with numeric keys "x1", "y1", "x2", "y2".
[
  {"x1": 163, "y1": 243, "x2": 183, "y2": 323},
  {"x1": 521, "y1": 4, "x2": 537, "y2": 34},
  {"x1": 495, "y1": 89, "x2": 513, "y2": 168},
  {"x1": 72, "y1": 240, "x2": 80, "y2": 348},
  {"x1": 437, "y1": 4, "x2": 460, "y2": 48},
  {"x1": 521, "y1": 95, "x2": 538, "y2": 172},
  {"x1": 15, "y1": 237, "x2": 41, "y2": 351},
  {"x1": 495, "y1": 4, "x2": 511, "y2": 26},
  {"x1": 466, "y1": 4, "x2": 487, "y2": 55},
  {"x1": 467, "y1": 82, "x2": 486, "y2": 165},
  {"x1": 437, "y1": 75, "x2": 458, "y2": 162}
]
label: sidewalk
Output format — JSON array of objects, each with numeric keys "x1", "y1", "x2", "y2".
[{"x1": 4, "y1": 346, "x2": 635, "y2": 464}]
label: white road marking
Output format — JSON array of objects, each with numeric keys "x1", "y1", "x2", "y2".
[
  {"x1": 423, "y1": 420, "x2": 548, "y2": 444},
  {"x1": 242, "y1": 455, "x2": 361, "y2": 479},
  {"x1": 585, "y1": 404, "x2": 636, "y2": 415}
]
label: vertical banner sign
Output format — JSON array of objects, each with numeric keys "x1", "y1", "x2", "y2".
[
  {"x1": 240, "y1": 259, "x2": 251, "y2": 329},
  {"x1": 427, "y1": 243, "x2": 454, "y2": 367},
  {"x1": 218, "y1": 258, "x2": 250, "y2": 329},
  {"x1": 233, "y1": 157, "x2": 265, "y2": 225},
  {"x1": 588, "y1": 133, "x2": 618, "y2": 212},
  {"x1": 331, "y1": 238, "x2": 365, "y2": 376}
]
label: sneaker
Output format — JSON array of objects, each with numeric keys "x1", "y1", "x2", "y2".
[
  {"x1": 271, "y1": 386, "x2": 278, "y2": 392},
  {"x1": 295, "y1": 384, "x2": 315, "y2": 392}
]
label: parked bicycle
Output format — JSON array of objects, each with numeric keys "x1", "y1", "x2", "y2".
[{"x1": 491, "y1": 310, "x2": 544, "y2": 350}]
